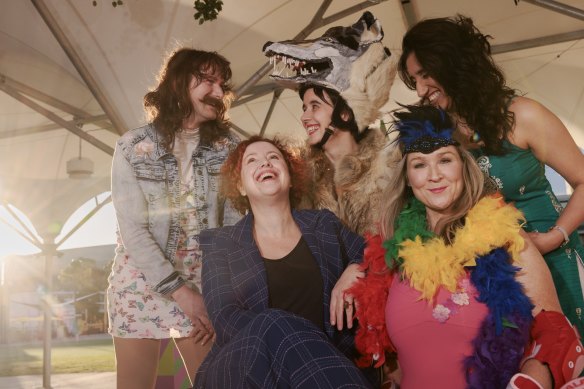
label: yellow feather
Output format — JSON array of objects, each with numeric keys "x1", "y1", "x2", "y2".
[{"x1": 400, "y1": 196, "x2": 525, "y2": 301}]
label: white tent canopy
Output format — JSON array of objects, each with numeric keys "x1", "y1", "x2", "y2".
[{"x1": 1, "y1": 0, "x2": 583, "y2": 240}]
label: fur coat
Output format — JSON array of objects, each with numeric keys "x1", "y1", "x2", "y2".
[{"x1": 304, "y1": 128, "x2": 398, "y2": 236}]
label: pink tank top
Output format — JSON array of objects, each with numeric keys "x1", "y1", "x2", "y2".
[{"x1": 385, "y1": 273, "x2": 488, "y2": 389}]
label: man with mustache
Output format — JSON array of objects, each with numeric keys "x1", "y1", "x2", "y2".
[{"x1": 107, "y1": 48, "x2": 240, "y2": 389}]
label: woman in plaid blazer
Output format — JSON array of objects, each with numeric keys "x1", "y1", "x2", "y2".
[{"x1": 193, "y1": 136, "x2": 372, "y2": 388}]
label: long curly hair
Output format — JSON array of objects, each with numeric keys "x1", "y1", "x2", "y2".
[
  {"x1": 220, "y1": 136, "x2": 309, "y2": 215},
  {"x1": 380, "y1": 105, "x2": 490, "y2": 243},
  {"x1": 144, "y1": 48, "x2": 234, "y2": 151},
  {"x1": 398, "y1": 15, "x2": 516, "y2": 155}
]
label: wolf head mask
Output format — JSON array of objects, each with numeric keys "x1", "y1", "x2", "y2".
[{"x1": 263, "y1": 11, "x2": 396, "y2": 132}]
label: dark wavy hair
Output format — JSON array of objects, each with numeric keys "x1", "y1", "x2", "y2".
[
  {"x1": 398, "y1": 15, "x2": 516, "y2": 155},
  {"x1": 299, "y1": 84, "x2": 369, "y2": 143},
  {"x1": 144, "y1": 48, "x2": 234, "y2": 151},
  {"x1": 220, "y1": 136, "x2": 309, "y2": 215}
]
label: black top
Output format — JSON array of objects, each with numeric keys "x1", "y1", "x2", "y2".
[{"x1": 262, "y1": 237, "x2": 324, "y2": 329}]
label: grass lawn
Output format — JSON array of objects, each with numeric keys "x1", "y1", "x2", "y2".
[{"x1": 0, "y1": 336, "x2": 115, "y2": 376}]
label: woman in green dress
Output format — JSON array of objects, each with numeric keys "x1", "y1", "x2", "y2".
[{"x1": 397, "y1": 15, "x2": 584, "y2": 338}]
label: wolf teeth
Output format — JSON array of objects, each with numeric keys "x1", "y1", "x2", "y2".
[{"x1": 269, "y1": 54, "x2": 320, "y2": 77}]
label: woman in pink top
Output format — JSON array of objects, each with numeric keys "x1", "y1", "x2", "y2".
[{"x1": 350, "y1": 105, "x2": 584, "y2": 388}]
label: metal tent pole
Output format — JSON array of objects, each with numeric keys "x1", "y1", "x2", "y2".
[
  {"x1": 520, "y1": 0, "x2": 584, "y2": 21},
  {"x1": 41, "y1": 243, "x2": 58, "y2": 389}
]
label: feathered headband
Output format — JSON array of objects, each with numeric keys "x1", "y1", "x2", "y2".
[{"x1": 393, "y1": 105, "x2": 458, "y2": 154}]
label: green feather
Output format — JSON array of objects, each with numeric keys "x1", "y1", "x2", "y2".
[
  {"x1": 502, "y1": 317, "x2": 519, "y2": 329},
  {"x1": 383, "y1": 198, "x2": 434, "y2": 271}
]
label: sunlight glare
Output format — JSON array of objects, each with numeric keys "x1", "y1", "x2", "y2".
[
  {"x1": 0, "y1": 204, "x2": 41, "y2": 259},
  {"x1": 56, "y1": 192, "x2": 116, "y2": 251}
]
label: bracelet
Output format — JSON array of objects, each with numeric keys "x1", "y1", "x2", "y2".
[{"x1": 549, "y1": 225, "x2": 570, "y2": 248}]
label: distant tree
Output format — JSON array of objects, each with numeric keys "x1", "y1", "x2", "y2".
[
  {"x1": 58, "y1": 258, "x2": 106, "y2": 293},
  {"x1": 56, "y1": 257, "x2": 107, "y2": 323}
]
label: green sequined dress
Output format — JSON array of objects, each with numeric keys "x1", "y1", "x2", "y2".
[{"x1": 473, "y1": 141, "x2": 584, "y2": 336}]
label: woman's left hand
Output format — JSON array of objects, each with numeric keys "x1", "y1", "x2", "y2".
[
  {"x1": 330, "y1": 263, "x2": 365, "y2": 331},
  {"x1": 172, "y1": 285, "x2": 215, "y2": 345},
  {"x1": 527, "y1": 230, "x2": 564, "y2": 256}
]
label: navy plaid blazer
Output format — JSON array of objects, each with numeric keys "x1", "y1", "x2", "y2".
[{"x1": 200, "y1": 208, "x2": 365, "y2": 357}]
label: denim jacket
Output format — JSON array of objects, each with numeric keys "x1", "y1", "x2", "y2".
[{"x1": 111, "y1": 123, "x2": 240, "y2": 295}]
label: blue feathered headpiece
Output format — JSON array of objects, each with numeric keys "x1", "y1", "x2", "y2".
[{"x1": 393, "y1": 105, "x2": 458, "y2": 154}]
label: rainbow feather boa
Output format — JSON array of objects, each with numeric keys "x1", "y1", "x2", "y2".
[
  {"x1": 350, "y1": 196, "x2": 534, "y2": 387},
  {"x1": 388, "y1": 196, "x2": 525, "y2": 301}
]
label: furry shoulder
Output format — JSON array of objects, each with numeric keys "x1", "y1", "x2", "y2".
[{"x1": 335, "y1": 127, "x2": 398, "y2": 189}]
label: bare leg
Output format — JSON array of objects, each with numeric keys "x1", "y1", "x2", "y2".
[
  {"x1": 113, "y1": 337, "x2": 161, "y2": 389},
  {"x1": 174, "y1": 337, "x2": 213, "y2": 385}
]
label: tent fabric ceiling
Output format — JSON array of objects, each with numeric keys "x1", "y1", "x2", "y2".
[{"x1": 1, "y1": 0, "x2": 583, "y2": 240}]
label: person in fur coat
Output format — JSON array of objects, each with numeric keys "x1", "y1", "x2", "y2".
[
  {"x1": 299, "y1": 84, "x2": 396, "y2": 236},
  {"x1": 263, "y1": 11, "x2": 398, "y2": 236}
]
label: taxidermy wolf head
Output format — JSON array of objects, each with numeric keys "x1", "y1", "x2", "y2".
[{"x1": 263, "y1": 11, "x2": 396, "y2": 132}]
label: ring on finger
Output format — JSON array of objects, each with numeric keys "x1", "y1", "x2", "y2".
[{"x1": 343, "y1": 301, "x2": 350, "y2": 310}]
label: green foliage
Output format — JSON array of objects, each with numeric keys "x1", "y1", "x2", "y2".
[
  {"x1": 56, "y1": 258, "x2": 108, "y2": 321},
  {"x1": 92, "y1": 0, "x2": 123, "y2": 7},
  {"x1": 91, "y1": 0, "x2": 225, "y2": 24},
  {"x1": 194, "y1": 0, "x2": 223, "y2": 24},
  {"x1": 57, "y1": 258, "x2": 107, "y2": 294}
]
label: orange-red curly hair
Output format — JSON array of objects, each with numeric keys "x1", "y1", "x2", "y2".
[{"x1": 221, "y1": 136, "x2": 309, "y2": 215}]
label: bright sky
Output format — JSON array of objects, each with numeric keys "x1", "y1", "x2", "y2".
[{"x1": 0, "y1": 192, "x2": 116, "y2": 260}]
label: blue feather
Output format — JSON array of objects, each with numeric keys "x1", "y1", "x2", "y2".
[
  {"x1": 471, "y1": 248, "x2": 533, "y2": 334},
  {"x1": 396, "y1": 119, "x2": 456, "y2": 153},
  {"x1": 463, "y1": 248, "x2": 534, "y2": 388}
]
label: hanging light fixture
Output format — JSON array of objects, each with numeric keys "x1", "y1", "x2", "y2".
[{"x1": 66, "y1": 134, "x2": 94, "y2": 179}]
